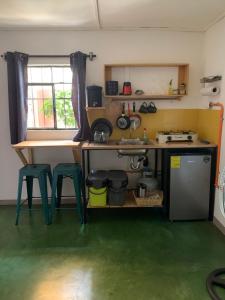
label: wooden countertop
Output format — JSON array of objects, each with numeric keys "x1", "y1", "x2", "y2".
[
  {"x1": 82, "y1": 140, "x2": 217, "y2": 150},
  {"x1": 12, "y1": 140, "x2": 80, "y2": 149},
  {"x1": 12, "y1": 140, "x2": 81, "y2": 165}
]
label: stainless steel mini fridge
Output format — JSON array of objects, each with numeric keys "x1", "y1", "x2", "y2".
[{"x1": 169, "y1": 154, "x2": 211, "y2": 220}]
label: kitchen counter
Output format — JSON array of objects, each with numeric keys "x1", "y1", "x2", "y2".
[
  {"x1": 82, "y1": 140, "x2": 217, "y2": 150},
  {"x1": 81, "y1": 140, "x2": 217, "y2": 223}
]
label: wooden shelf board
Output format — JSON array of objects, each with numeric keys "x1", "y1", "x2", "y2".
[
  {"x1": 87, "y1": 191, "x2": 163, "y2": 209},
  {"x1": 104, "y1": 94, "x2": 183, "y2": 100},
  {"x1": 105, "y1": 63, "x2": 188, "y2": 68},
  {"x1": 86, "y1": 107, "x2": 106, "y2": 111}
]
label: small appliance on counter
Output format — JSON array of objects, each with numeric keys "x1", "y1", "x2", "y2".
[
  {"x1": 87, "y1": 85, "x2": 102, "y2": 107},
  {"x1": 90, "y1": 118, "x2": 113, "y2": 143},
  {"x1": 156, "y1": 130, "x2": 198, "y2": 143}
]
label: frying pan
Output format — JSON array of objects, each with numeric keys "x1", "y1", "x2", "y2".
[
  {"x1": 116, "y1": 103, "x2": 131, "y2": 130},
  {"x1": 129, "y1": 102, "x2": 141, "y2": 129}
]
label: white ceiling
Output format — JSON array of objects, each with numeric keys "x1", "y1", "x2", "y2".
[{"x1": 0, "y1": 0, "x2": 225, "y2": 31}]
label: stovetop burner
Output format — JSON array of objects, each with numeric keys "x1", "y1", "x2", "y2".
[
  {"x1": 159, "y1": 130, "x2": 195, "y2": 135},
  {"x1": 156, "y1": 130, "x2": 198, "y2": 143}
]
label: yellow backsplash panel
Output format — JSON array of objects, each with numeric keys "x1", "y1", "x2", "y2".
[
  {"x1": 87, "y1": 108, "x2": 220, "y2": 144},
  {"x1": 197, "y1": 109, "x2": 220, "y2": 144}
]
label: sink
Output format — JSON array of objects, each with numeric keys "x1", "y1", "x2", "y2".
[{"x1": 117, "y1": 138, "x2": 148, "y2": 156}]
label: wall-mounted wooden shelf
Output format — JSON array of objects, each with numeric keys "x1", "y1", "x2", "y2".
[
  {"x1": 104, "y1": 63, "x2": 189, "y2": 100},
  {"x1": 104, "y1": 94, "x2": 182, "y2": 100},
  {"x1": 86, "y1": 107, "x2": 106, "y2": 111}
]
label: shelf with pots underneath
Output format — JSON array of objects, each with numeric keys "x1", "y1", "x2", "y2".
[
  {"x1": 87, "y1": 190, "x2": 163, "y2": 208},
  {"x1": 104, "y1": 94, "x2": 184, "y2": 100}
]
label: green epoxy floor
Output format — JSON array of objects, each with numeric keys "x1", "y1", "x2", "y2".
[{"x1": 1, "y1": 207, "x2": 225, "y2": 300}]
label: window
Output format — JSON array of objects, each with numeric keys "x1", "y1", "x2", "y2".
[{"x1": 27, "y1": 65, "x2": 77, "y2": 129}]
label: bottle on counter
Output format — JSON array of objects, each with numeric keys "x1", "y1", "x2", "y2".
[
  {"x1": 168, "y1": 79, "x2": 173, "y2": 95},
  {"x1": 143, "y1": 128, "x2": 149, "y2": 144}
]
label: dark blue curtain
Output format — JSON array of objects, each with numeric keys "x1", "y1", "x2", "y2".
[
  {"x1": 70, "y1": 51, "x2": 92, "y2": 141},
  {"x1": 6, "y1": 52, "x2": 29, "y2": 144}
]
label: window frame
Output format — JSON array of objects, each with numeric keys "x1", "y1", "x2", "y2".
[{"x1": 27, "y1": 65, "x2": 76, "y2": 131}]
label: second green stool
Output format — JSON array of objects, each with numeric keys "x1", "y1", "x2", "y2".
[{"x1": 51, "y1": 163, "x2": 84, "y2": 224}]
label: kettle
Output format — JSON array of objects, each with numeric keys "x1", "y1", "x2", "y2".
[{"x1": 93, "y1": 131, "x2": 109, "y2": 143}]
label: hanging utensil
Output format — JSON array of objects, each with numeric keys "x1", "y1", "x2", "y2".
[
  {"x1": 116, "y1": 103, "x2": 131, "y2": 130},
  {"x1": 129, "y1": 101, "x2": 141, "y2": 129}
]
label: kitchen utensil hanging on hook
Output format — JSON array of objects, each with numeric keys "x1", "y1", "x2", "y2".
[
  {"x1": 129, "y1": 101, "x2": 141, "y2": 129},
  {"x1": 116, "y1": 103, "x2": 131, "y2": 130}
]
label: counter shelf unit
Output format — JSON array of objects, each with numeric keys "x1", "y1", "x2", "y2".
[
  {"x1": 104, "y1": 63, "x2": 189, "y2": 100},
  {"x1": 81, "y1": 140, "x2": 216, "y2": 223}
]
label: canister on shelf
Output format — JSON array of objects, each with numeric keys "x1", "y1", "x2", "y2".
[{"x1": 138, "y1": 183, "x2": 147, "y2": 198}]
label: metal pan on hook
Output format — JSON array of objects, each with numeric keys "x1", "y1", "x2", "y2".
[{"x1": 116, "y1": 103, "x2": 131, "y2": 130}]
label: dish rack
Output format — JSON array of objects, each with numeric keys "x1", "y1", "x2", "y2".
[{"x1": 133, "y1": 190, "x2": 163, "y2": 207}]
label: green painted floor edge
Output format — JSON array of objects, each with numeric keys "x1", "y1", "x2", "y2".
[{"x1": 0, "y1": 206, "x2": 225, "y2": 300}]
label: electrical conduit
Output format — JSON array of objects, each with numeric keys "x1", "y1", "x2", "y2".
[{"x1": 209, "y1": 102, "x2": 224, "y2": 188}]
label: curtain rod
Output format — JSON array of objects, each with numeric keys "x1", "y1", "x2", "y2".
[{"x1": 1, "y1": 51, "x2": 96, "y2": 61}]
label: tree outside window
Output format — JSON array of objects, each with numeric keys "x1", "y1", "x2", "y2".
[{"x1": 27, "y1": 66, "x2": 77, "y2": 129}]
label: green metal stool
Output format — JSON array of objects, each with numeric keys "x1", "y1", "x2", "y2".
[
  {"x1": 16, "y1": 164, "x2": 52, "y2": 225},
  {"x1": 51, "y1": 163, "x2": 84, "y2": 224}
]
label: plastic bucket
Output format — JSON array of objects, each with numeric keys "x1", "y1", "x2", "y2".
[
  {"x1": 108, "y1": 187, "x2": 126, "y2": 206},
  {"x1": 86, "y1": 170, "x2": 108, "y2": 189},
  {"x1": 108, "y1": 170, "x2": 128, "y2": 189},
  {"x1": 89, "y1": 186, "x2": 107, "y2": 207}
]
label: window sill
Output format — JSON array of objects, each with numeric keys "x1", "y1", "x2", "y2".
[{"x1": 27, "y1": 129, "x2": 77, "y2": 141}]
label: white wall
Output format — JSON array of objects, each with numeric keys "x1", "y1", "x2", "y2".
[
  {"x1": 204, "y1": 18, "x2": 225, "y2": 227},
  {"x1": 0, "y1": 29, "x2": 204, "y2": 200}
]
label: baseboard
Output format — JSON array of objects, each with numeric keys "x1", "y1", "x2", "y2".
[
  {"x1": 0, "y1": 197, "x2": 76, "y2": 206},
  {"x1": 213, "y1": 217, "x2": 225, "y2": 235}
]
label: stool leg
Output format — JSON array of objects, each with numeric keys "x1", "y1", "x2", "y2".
[
  {"x1": 15, "y1": 174, "x2": 23, "y2": 225},
  {"x1": 56, "y1": 175, "x2": 63, "y2": 208},
  {"x1": 73, "y1": 174, "x2": 83, "y2": 224},
  {"x1": 79, "y1": 169, "x2": 85, "y2": 202},
  {"x1": 26, "y1": 176, "x2": 33, "y2": 209},
  {"x1": 51, "y1": 172, "x2": 58, "y2": 220},
  {"x1": 38, "y1": 174, "x2": 50, "y2": 225},
  {"x1": 47, "y1": 170, "x2": 53, "y2": 187}
]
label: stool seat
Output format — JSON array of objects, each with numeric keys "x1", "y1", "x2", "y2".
[
  {"x1": 19, "y1": 164, "x2": 51, "y2": 177},
  {"x1": 16, "y1": 164, "x2": 52, "y2": 225},
  {"x1": 51, "y1": 163, "x2": 83, "y2": 224},
  {"x1": 53, "y1": 163, "x2": 81, "y2": 176}
]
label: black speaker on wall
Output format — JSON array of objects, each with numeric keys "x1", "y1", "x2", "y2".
[{"x1": 87, "y1": 85, "x2": 102, "y2": 107}]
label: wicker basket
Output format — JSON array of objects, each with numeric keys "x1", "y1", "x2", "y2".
[{"x1": 133, "y1": 190, "x2": 163, "y2": 207}]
